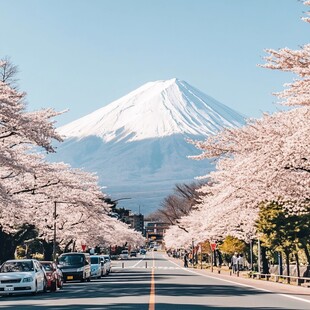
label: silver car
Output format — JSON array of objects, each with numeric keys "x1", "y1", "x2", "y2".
[{"x1": 100, "y1": 255, "x2": 111, "y2": 274}]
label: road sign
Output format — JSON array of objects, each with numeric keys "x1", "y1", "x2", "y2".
[{"x1": 210, "y1": 243, "x2": 216, "y2": 251}]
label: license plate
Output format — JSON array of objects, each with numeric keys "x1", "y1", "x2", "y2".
[
  {"x1": 4, "y1": 287, "x2": 14, "y2": 291},
  {"x1": 67, "y1": 276, "x2": 73, "y2": 280}
]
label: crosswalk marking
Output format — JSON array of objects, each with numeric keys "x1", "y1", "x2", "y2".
[{"x1": 113, "y1": 266, "x2": 182, "y2": 270}]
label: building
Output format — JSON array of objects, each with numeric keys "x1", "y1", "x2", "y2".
[
  {"x1": 125, "y1": 213, "x2": 144, "y2": 233},
  {"x1": 144, "y1": 221, "x2": 169, "y2": 245}
]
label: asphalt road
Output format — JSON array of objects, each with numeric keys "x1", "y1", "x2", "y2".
[{"x1": 0, "y1": 251, "x2": 310, "y2": 309}]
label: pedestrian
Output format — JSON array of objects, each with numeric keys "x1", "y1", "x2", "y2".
[
  {"x1": 237, "y1": 253, "x2": 244, "y2": 271},
  {"x1": 231, "y1": 252, "x2": 238, "y2": 273},
  {"x1": 184, "y1": 252, "x2": 188, "y2": 268}
]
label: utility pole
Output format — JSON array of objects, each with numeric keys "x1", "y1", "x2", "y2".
[
  {"x1": 258, "y1": 238, "x2": 261, "y2": 274},
  {"x1": 53, "y1": 201, "x2": 57, "y2": 262},
  {"x1": 192, "y1": 238, "x2": 195, "y2": 267},
  {"x1": 250, "y1": 239, "x2": 253, "y2": 271}
]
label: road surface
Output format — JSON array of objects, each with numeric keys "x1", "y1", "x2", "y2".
[{"x1": 0, "y1": 251, "x2": 309, "y2": 309}]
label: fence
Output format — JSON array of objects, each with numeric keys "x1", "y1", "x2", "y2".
[{"x1": 250, "y1": 272, "x2": 310, "y2": 287}]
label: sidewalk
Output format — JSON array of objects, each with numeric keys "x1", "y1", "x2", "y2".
[{"x1": 167, "y1": 255, "x2": 310, "y2": 300}]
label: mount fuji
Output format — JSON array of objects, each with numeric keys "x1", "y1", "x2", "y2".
[{"x1": 50, "y1": 78, "x2": 245, "y2": 214}]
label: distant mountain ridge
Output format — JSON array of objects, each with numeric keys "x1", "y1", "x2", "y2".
[
  {"x1": 51, "y1": 79, "x2": 245, "y2": 214},
  {"x1": 58, "y1": 78, "x2": 244, "y2": 142}
]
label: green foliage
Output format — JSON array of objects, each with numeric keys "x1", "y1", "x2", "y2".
[
  {"x1": 256, "y1": 202, "x2": 310, "y2": 254},
  {"x1": 15, "y1": 246, "x2": 26, "y2": 259},
  {"x1": 218, "y1": 235, "x2": 246, "y2": 255}
]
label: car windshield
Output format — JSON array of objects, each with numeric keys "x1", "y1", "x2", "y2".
[
  {"x1": 0, "y1": 261, "x2": 34, "y2": 273},
  {"x1": 58, "y1": 254, "x2": 84, "y2": 266},
  {"x1": 91, "y1": 257, "x2": 100, "y2": 264},
  {"x1": 41, "y1": 263, "x2": 53, "y2": 271}
]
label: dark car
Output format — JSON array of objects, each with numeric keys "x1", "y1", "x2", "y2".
[
  {"x1": 130, "y1": 251, "x2": 137, "y2": 257},
  {"x1": 140, "y1": 249, "x2": 147, "y2": 255},
  {"x1": 41, "y1": 261, "x2": 63, "y2": 292},
  {"x1": 57, "y1": 252, "x2": 91, "y2": 282}
]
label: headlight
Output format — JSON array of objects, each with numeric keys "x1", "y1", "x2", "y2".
[
  {"x1": 22, "y1": 277, "x2": 34, "y2": 282},
  {"x1": 76, "y1": 267, "x2": 84, "y2": 272}
]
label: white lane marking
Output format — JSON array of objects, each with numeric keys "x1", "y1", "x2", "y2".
[
  {"x1": 132, "y1": 256, "x2": 146, "y2": 268},
  {"x1": 167, "y1": 257, "x2": 310, "y2": 305}
]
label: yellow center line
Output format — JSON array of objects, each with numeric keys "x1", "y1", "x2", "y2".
[{"x1": 148, "y1": 251, "x2": 155, "y2": 310}]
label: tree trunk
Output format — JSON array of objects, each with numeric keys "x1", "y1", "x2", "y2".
[
  {"x1": 0, "y1": 225, "x2": 36, "y2": 263},
  {"x1": 261, "y1": 246, "x2": 269, "y2": 275},
  {"x1": 295, "y1": 253, "x2": 300, "y2": 278},
  {"x1": 278, "y1": 252, "x2": 283, "y2": 275},
  {"x1": 217, "y1": 250, "x2": 223, "y2": 267},
  {"x1": 302, "y1": 244, "x2": 310, "y2": 266},
  {"x1": 64, "y1": 239, "x2": 74, "y2": 253},
  {"x1": 285, "y1": 250, "x2": 290, "y2": 284},
  {"x1": 41, "y1": 240, "x2": 54, "y2": 261},
  {"x1": 0, "y1": 229, "x2": 17, "y2": 262}
]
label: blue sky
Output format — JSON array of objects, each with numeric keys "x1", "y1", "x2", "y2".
[{"x1": 0, "y1": 0, "x2": 309, "y2": 126}]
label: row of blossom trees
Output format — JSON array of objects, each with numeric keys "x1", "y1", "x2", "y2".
[
  {"x1": 164, "y1": 1, "x2": 310, "y2": 268},
  {"x1": 0, "y1": 59, "x2": 144, "y2": 261}
]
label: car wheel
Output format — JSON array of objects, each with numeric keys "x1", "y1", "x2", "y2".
[
  {"x1": 32, "y1": 281, "x2": 38, "y2": 295},
  {"x1": 51, "y1": 281, "x2": 57, "y2": 292},
  {"x1": 43, "y1": 279, "x2": 48, "y2": 293}
]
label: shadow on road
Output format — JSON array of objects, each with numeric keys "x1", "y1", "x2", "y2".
[
  {"x1": 0, "y1": 302, "x2": 288, "y2": 310},
  {"x1": 0, "y1": 263, "x2": 303, "y2": 310}
]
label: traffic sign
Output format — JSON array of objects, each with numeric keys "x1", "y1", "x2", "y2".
[{"x1": 210, "y1": 243, "x2": 216, "y2": 251}]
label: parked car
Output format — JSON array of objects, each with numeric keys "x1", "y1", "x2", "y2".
[
  {"x1": 140, "y1": 249, "x2": 147, "y2": 255},
  {"x1": 40, "y1": 261, "x2": 63, "y2": 292},
  {"x1": 119, "y1": 250, "x2": 129, "y2": 260},
  {"x1": 100, "y1": 255, "x2": 111, "y2": 274},
  {"x1": 0, "y1": 259, "x2": 47, "y2": 295},
  {"x1": 130, "y1": 251, "x2": 137, "y2": 257},
  {"x1": 90, "y1": 255, "x2": 105, "y2": 278},
  {"x1": 57, "y1": 252, "x2": 91, "y2": 282}
]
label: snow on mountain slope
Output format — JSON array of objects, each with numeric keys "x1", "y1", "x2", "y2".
[
  {"x1": 58, "y1": 78, "x2": 244, "y2": 142},
  {"x1": 51, "y1": 79, "x2": 245, "y2": 214}
]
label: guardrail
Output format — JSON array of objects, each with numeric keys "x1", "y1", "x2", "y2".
[{"x1": 250, "y1": 272, "x2": 310, "y2": 287}]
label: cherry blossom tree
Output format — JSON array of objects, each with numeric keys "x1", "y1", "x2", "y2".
[
  {"x1": 165, "y1": 0, "x2": 310, "y2": 248},
  {"x1": 0, "y1": 60, "x2": 144, "y2": 260}
]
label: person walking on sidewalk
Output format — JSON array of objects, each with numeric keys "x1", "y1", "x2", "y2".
[
  {"x1": 184, "y1": 252, "x2": 189, "y2": 268},
  {"x1": 231, "y1": 252, "x2": 239, "y2": 273},
  {"x1": 237, "y1": 253, "x2": 244, "y2": 271}
]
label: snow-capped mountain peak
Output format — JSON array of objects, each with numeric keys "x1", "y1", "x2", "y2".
[{"x1": 58, "y1": 78, "x2": 244, "y2": 142}]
